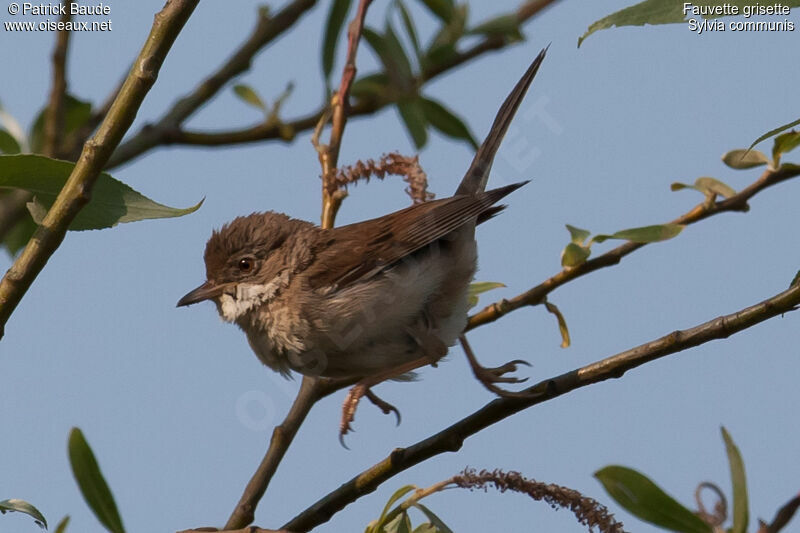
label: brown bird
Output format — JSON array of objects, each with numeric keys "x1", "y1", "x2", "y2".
[{"x1": 178, "y1": 47, "x2": 547, "y2": 439}]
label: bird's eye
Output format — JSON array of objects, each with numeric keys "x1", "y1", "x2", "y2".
[{"x1": 238, "y1": 258, "x2": 254, "y2": 272}]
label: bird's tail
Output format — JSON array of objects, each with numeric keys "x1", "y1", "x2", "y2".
[{"x1": 455, "y1": 46, "x2": 548, "y2": 196}]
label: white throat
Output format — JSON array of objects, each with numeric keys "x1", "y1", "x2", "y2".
[{"x1": 218, "y1": 270, "x2": 289, "y2": 322}]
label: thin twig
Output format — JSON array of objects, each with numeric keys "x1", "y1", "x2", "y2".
[
  {"x1": 421, "y1": 0, "x2": 561, "y2": 81},
  {"x1": 223, "y1": 376, "x2": 353, "y2": 530},
  {"x1": 107, "y1": 0, "x2": 318, "y2": 169},
  {"x1": 467, "y1": 163, "x2": 800, "y2": 331},
  {"x1": 317, "y1": 0, "x2": 373, "y2": 229},
  {"x1": 42, "y1": 1, "x2": 72, "y2": 158},
  {"x1": 282, "y1": 280, "x2": 800, "y2": 531},
  {"x1": 0, "y1": 0, "x2": 200, "y2": 339},
  {"x1": 105, "y1": 0, "x2": 560, "y2": 169}
]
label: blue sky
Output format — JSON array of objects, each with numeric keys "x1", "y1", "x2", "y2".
[{"x1": 2, "y1": 1, "x2": 799, "y2": 532}]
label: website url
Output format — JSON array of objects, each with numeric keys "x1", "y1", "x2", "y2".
[{"x1": 3, "y1": 19, "x2": 112, "y2": 31}]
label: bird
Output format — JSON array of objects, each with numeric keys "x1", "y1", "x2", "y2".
[{"x1": 178, "y1": 47, "x2": 547, "y2": 439}]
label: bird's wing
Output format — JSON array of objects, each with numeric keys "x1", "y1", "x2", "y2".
[{"x1": 307, "y1": 182, "x2": 526, "y2": 290}]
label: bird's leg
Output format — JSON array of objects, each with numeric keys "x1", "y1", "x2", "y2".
[
  {"x1": 339, "y1": 348, "x2": 441, "y2": 446},
  {"x1": 459, "y1": 334, "x2": 533, "y2": 398},
  {"x1": 340, "y1": 319, "x2": 450, "y2": 445}
]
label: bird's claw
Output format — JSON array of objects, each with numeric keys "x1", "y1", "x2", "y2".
[
  {"x1": 339, "y1": 384, "x2": 402, "y2": 447},
  {"x1": 470, "y1": 357, "x2": 534, "y2": 397},
  {"x1": 365, "y1": 389, "x2": 402, "y2": 426}
]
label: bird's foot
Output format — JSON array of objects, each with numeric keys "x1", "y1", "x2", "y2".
[
  {"x1": 339, "y1": 384, "x2": 401, "y2": 448},
  {"x1": 460, "y1": 335, "x2": 534, "y2": 398}
]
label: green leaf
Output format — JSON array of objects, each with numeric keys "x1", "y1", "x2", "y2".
[
  {"x1": 384, "y1": 21, "x2": 414, "y2": 84},
  {"x1": 412, "y1": 524, "x2": 438, "y2": 533},
  {"x1": 577, "y1": 0, "x2": 800, "y2": 46},
  {"x1": 544, "y1": 300, "x2": 571, "y2": 348},
  {"x1": 772, "y1": 130, "x2": 800, "y2": 162},
  {"x1": 55, "y1": 515, "x2": 71, "y2": 533},
  {"x1": 722, "y1": 149, "x2": 769, "y2": 169},
  {"x1": 232, "y1": 84, "x2": 267, "y2": 113},
  {"x1": 468, "y1": 14, "x2": 524, "y2": 41},
  {"x1": 427, "y1": 4, "x2": 467, "y2": 52},
  {"x1": 561, "y1": 242, "x2": 590, "y2": 267},
  {"x1": 467, "y1": 281, "x2": 505, "y2": 308},
  {"x1": 68, "y1": 428, "x2": 125, "y2": 533},
  {"x1": 412, "y1": 503, "x2": 454, "y2": 533},
  {"x1": 579, "y1": 0, "x2": 687, "y2": 47},
  {"x1": 363, "y1": 25, "x2": 414, "y2": 91},
  {"x1": 351, "y1": 73, "x2": 392, "y2": 101},
  {"x1": 0, "y1": 498, "x2": 48, "y2": 529},
  {"x1": 749, "y1": 116, "x2": 800, "y2": 150},
  {"x1": 0, "y1": 105, "x2": 28, "y2": 152},
  {"x1": 595, "y1": 465, "x2": 712, "y2": 533},
  {"x1": 592, "y1": 224, "x2": 684, "y2": 244},
  {"x1": 378, "y1": 485, "x2": 417, "y2": 525},
  {"x1": 384, "y1": 511, "x2": 413, "y2": 533},
  {"x1": 419, "y1": 0, "x2": 454, "y2": 22},
  {"x1": 0, "y1": 128, "x2": 21, "y2": 154},
  {"x1": 2, "y1": 211, "x2": 37, "y2": 257},
  {"x1": 322, "y1": 0, "x2": 353, "y2": 82},
  {"x1": 694, "y1": 177, "x2": 736, "y2": 198},
  {"x1": 721, "y1": 427, "x2": 749, "y2": 533},
  {"x1": 29, "y1": 94, "x2": 92, "y2": 154},
  {"x1": 423, "y1": 43, "x2": 457, "y2": 71},
  {"x1": 671, "y1": 177, "x2": 736, "y2": 199},
  {"x1": 0, "y1": 154, "x2": 202, "y2": 231},
  {"x1": 397, "y1": 98, "x2": 429, "y2": 149},
  {"x1": 420, "y1": 97, "x2": 478, "y2": 149},
  {"x1": 565, "y1": 224, "x2": 591, "y2": 245},
  {"x1": 395, "y1": 0, "x2": 422, "y2": 67}
]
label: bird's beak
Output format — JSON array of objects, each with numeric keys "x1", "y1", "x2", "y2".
[{"x1": 177, "y1": 281, "x2": 223, "y2": 307}]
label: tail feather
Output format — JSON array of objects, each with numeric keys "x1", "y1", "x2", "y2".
[{"x1": 455, "y1": 46, "x2": 548, "y2": 196}]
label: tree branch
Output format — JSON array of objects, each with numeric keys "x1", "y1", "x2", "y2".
[
  {"x1": 317, "y1": 0, "x2": 373, "y2": 229},
  {"x1": 104, "y1": 0, "x2": 561, "y2": 167},
  {"x1": 282, "y1": 280, "x2": 800, "y2": 531},
  {"x1": 223, "y1": 376, "x2": 352, "y2": 530},
  {"x1": 107, "y1": 0, "x2": 318, "y2": 169},
  {"x1": 467, "y1": 163, "x2": 800, "y2": 331},
  {"x1": 42, "y1": 2, "x2": 72, "y2": 158},
  {"x1": 0, "y1": 0, "x2": 200, "y2": 339}
]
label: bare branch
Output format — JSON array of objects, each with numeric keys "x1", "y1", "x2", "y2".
[
  {"x1": 0, "y1": 0, "x2": 200, "y2": 338},
  {"x1": 467, "y1": 163, "x2": 800, "y2": 331},
  {"x1": 107, "y1": 0, "x2": 318, "y2": 169},
  {"x1": 282, "y1": 280, "x2": 800, "y2": 531},
  {"x1": 105, "y1": 0, "x2": 561, "y2": 168},
  {"x1": 223, "y1": 376, "x2": 353, "y2": 530},
  {"x1": 42, "y1": 1, "x2": 72, "y2": 158},
  {"x1": 317, "y1": 0, "x2": 373, "y2": 229}
]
